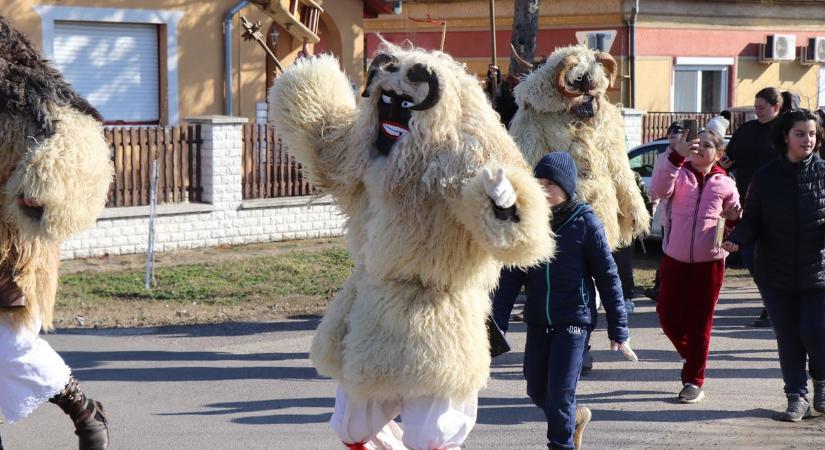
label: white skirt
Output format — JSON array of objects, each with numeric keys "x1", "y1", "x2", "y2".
[{"x1": 0, "y1": 320, "x2": 71, "y2": 423}]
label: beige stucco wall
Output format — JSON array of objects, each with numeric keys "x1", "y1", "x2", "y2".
[
  {"x1": 735, "y1": 58, "x2": 821, "y2": 109},
  {"x1": 632, "y1": 57, "x2": 822, "y2": 112},
  {"x1": 5, "y1": 0, "x2": 364, "y2": 124},
  {"x1": 370, "y1": 0, "x2": 623, "y2": 29},
  {"x1": 635, "y1": 58, "x2": 673, "y2": 112}
]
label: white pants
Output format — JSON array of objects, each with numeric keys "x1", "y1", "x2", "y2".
[
  {"x1": 0, "y1": 320, "x2": 71, "y2": 423},
  {"x1": 330, "y1": 386, "x2": 478, "y2": 450}
]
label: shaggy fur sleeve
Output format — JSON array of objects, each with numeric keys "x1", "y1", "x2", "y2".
[
  {"x1": 4, "y1": 106, "x2": 112, "y2": 242},
  {"x1": 268, "y1": 55, "x2": 360, "y2": 198},
  {"x1": 599, "y1": 106, "x2": 651, "y2": 242},
  {"x1": 507, "y1": 108, "x2": 551, "y2": 167},
  {"x1": 452, "y1": 163, "x2": 554, "y2": 267}
]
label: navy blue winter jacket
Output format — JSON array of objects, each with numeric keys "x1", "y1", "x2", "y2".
[{"x1": 491, "y1": 204, "x2": 629, "y2": 343}]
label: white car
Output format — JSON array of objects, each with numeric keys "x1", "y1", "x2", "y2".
[{"x1": 628, "y1": 136, "x2": 731, "y2": 240}]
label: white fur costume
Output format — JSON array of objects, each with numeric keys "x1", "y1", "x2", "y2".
[
  {"x1": 0, "y1": 17, "x2": 112, "y2": 428},
  {"x1": 509, "y1": 45, "x2": 650, "y2": 250},
  {"x1": 268, "y1": 44, "x2": 553, "y2": 448}
]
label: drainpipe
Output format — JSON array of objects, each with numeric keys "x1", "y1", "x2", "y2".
[
  {"x1": 224, "y1": 0, "x2": 250, "y2": 116},
  {"x1": 627, "y1": 0, "x2": 639, "y2": 108}
]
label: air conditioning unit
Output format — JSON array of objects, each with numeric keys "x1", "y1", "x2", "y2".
[
  {"x1": 801, "y1": 37, "x2": 825, "y2": 65},
  {"x1": 759, "y1": 34, "x2": 797, "y2": 63}
]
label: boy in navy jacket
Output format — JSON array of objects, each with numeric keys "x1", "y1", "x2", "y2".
[{"x1": 492, "y1": 152, "x2": 630, "y2": 450}]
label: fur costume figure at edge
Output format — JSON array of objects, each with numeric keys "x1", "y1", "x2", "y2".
[
  {"x1": 268, "y1": 41, "x2": 554, "y2": 449},
  {"x1": 509, "y1": 45, "x2": 650, "y2": 250},
  {"x1": 0, "y1": 17, "x2": 112, "y2": 450}
]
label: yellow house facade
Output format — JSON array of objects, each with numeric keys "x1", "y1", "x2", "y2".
[
  {"x1": 367, "y1": 0, "x2": 825, "y2": 112},
  {"x1": 5, "y1": 0, "x2": 377, "y2": 125}
]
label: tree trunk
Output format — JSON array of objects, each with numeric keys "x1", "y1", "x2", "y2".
[{"x1": 509, "y1": 0, "x2": 541, "y2": 75}]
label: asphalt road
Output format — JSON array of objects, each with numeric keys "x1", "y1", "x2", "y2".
[{"x1": 3, "y1": 284, "x2": 824, "y2": 449}]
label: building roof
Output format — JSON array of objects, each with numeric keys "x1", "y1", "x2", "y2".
[{"x1": 363, "y1": 0, "x2": 395, "y2": 18}]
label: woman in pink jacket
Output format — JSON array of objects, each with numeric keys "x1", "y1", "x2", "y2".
[{"x1": 650, "y1": 117, "x2": 741, "y2": 404}]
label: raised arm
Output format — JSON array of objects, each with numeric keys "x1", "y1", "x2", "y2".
[
  {"x1": 650, "y1": 147, "x2": 685, "y2": 201},
  {"x1": 268, "y1": 55, "x2": 360, "y2": 197}
]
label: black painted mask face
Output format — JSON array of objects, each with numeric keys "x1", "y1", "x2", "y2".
[{"x1": 375, "y1": 90, "x2": 414, "y2": 156}]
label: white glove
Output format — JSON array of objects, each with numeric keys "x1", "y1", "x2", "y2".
[
  {"x1": 481, "y1": 167, "x2": 517, "y2": 209},
  {"x1": 611, "y1": 340, "x2": 638, "y2": 363}
]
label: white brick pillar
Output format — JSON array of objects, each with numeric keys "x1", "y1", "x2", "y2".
[
  {"x1": 620, "y1": 107, "x2": 645, "y2": 152},
  {"x1": 186, "y1": 115, "x2": 247, "y2": 208}
]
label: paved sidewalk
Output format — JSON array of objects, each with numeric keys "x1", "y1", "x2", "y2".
[{"x1": 3, "y1": 284, "x2": 824, "y2": 449}]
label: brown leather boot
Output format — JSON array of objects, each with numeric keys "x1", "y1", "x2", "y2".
[
  {"x1": 573, "y1": 405, "x2": 592, "y2": 450},
  {"x1": 49, "y1": 377, "x2": 109, "y2": 450}
]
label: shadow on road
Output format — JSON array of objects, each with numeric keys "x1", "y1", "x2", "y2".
[
  {"x1": 70, "y1": 364, "x2": 319, "y2": 382},
  {"x1": 580, "y1": 366, "x2": 782, "y2": 383},
  {"x1": 590, "y1": 407, "x2": 776, "y2": 422},
  {"x1": 53, "y1": 319, "x2": 320, "y2": 338},
  {"x1": 476, "y1": 394, "x2": 781, "y2": 425},
  {"x1": 61, "y1": 350, "x2": 309, "y2": 369},
  {"x1": 160, "y1": 397, "x2": 335, "y2": 425}
]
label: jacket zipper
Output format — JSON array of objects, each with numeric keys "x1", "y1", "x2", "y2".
[
  {"x1": 689, "y1": 172, "x2": 717, "y2": 263},
  {"x1": 545, "y1": 204, "x2": 586, "y2": 327},
  {"x1": 793, "y1": 170, "x2": 800, "y2": 284},
  {"x1": 545, "y1": 264, "x2": 552, "y2": 326}
]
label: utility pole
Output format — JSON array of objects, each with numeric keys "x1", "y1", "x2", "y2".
[
  {"x1": 488, "y1": 0, "x2": 499, "y2": 108},
  {"x1": 509, "y1": 0, "x2": 541, "y2": 76}
]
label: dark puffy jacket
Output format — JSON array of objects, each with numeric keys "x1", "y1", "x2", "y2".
[
  {"x1": 726, "y1": 118, "x2": 777, "y2": 199},
  {"x1": 491, "y1": 204, "x2": 629, "y2": 343},
  {"x1": 728, "y1": 153, "x2": 825, "y2": 292}
]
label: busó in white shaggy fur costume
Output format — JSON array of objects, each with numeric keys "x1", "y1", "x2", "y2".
[
  {"x1": 509, "y1": 45, "x2": 650, "y2": 250},
  {"x1": 0, "y1": 16, "x2": 112, "y2": 449},
  {"x1": 268, "y1": 43, "x2": 554, "y2": 449}
]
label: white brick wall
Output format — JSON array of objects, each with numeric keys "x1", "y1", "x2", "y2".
[
  {"x1": 621, "y1": 108, "x2": 645, "y2": 152},
  {"x1": 60, "y1": 116, "x2": 345, "y2": 260}
]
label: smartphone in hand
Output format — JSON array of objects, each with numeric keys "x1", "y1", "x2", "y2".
[{"x1": 682, "y1": 119, "x2": 698, "y2": 141}]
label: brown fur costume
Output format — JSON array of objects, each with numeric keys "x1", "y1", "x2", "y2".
[
  {"x1": 0, "y1": 17, "x2": 113, "y2": 330},
  {"x1": 509, "y1": 45, "x2": 650, "y2": 250},
  {"x1": 269, "y1": 43, "x2": 553, "y2": 402}
]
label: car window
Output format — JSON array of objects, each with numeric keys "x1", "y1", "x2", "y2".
[{"x1": 629, "y1": 143, "x2": 668, "y2": 177}]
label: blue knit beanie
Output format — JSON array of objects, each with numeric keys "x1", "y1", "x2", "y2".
[{"x1": 534, "y1": 152, "x2": 578, "y2": 198}]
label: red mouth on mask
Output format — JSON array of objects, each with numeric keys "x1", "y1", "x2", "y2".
[{"x1": 380, "y1": 121, "x2": 410, "y2": 140}]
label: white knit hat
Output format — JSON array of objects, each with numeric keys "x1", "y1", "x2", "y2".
[{"x1": 704, "y1": 116, "x2": 729, "y2": 138}]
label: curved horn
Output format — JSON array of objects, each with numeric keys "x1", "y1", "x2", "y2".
[
  {"x1": 361, "y1": 53, "x2": 399, "y2": 98},
  {"x1": 406, "y1": 63, "x2": 440, "y2": 111},
  {"x1": 553, "y1": 55, "x2": 581, "y2": 98},
  {"x1": 594, "y1": 51, "x2": 617, "y2": 88},
  {"x1": 510, "y1": 43, "x2": 534, "y2": 71}
]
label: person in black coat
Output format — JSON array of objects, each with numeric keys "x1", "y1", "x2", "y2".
[
  {"x1": 492, "y1": 152, "x2": 630, "y2": 450},
  {"x1": 723, "y1": 109, "x2": 825, "y2": 422},
  {"x1": 725, "y1": 87, "x2": 785, "y2": 327}
]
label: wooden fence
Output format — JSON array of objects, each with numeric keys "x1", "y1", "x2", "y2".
[
  {"x1": 641, "y1": 111, "x2": 750, "y2": 143},
  {"x1": 105, "y1": 125, "x2": 203, "y2": 207},
  {"x1": 242, "y1": 124, "x2": 315, "y2": 200}
]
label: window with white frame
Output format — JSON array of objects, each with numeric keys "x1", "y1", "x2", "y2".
[
  {"x1": 54, "y1": 21, "x2": 161, "y2": 124},
  {"x1": 33, "y1": 5, "x2": 184, "y2": 124},
  {"x1": 819, "y1": 66, "x2": 825, "y2": 108},
  {"x1": 673, "y1": 57, "x2": 733, "y2": 113}
]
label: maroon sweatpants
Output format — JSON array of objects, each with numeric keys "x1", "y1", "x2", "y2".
[{"x1": 656, "y1": 254, "x2": 725, "y2": 387}]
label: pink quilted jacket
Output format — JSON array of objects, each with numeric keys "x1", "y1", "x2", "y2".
[{"x1": 651, "y1": 149, "x2": 740, "y2": 263}]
